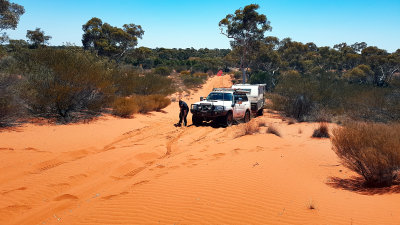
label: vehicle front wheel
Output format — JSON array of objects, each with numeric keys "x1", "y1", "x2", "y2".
[
  {"x1": 192, "y1": 115, "x2": 202, "y2": 126},
  {"x1": 243, "y1": 110, "x2": 250, "y2": 123},
  {"x1": 224, "y1": 112, "x2": 233, "y2": 127}
]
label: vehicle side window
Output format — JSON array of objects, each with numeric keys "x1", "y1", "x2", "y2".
[
  {"x1": 234, "y1": 94, "x2": 248, "y2": 102},
  {"x1": 223, "y1": 93, "x2": 233, "y2": 101}
]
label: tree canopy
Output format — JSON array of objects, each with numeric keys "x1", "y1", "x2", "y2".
[
  {"x1": 219, "y1": 4, "x2": 272, "y2": 83},
  {"x1": 0, "y1": 0, "x2": 24, "y2": 42},
  {"x1": 82, "y1": 17, "x2": 144, "y2": 59},
  {"x1": 26, "y1": 28, "x2": 51, "y2": 48}
]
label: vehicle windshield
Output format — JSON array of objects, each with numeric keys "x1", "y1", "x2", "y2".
[{"x1": 206, "y1": 92, "x2": 233, "y2": 101}]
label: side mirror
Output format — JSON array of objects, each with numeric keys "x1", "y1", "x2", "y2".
[{"x1": 200, "y1": 97, "x2": 204, "y2": 101}]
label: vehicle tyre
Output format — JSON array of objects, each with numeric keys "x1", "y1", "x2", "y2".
[
  {"x1": 243, "y1": 110, "x2": 250, "y2": 123},
  {"x1": 257, "y1": 108, "x2": 264, "y2": 116},
  {"x1": 192, "y1": 115, "x2": 202, "y2": 126},
  {"x1": 225, "y1": 112, "x2": 233, "y2": 127}
]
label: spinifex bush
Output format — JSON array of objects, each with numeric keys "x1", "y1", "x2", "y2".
[
  {"x1": 235, "y1": 120, "x2": 260, "y2": 138},
  {"x1": 331, "y1": 122, "x2": 400, "y2": 187},
  {"x1": 312, "y1": 123, "x2": 330, "y2": 138},
  {"x1": 112, "y1": 95, "x2": 171, "y2": 117},
  {"x1": 112, "y1": 97, "x2": 139, "y2": 118}
]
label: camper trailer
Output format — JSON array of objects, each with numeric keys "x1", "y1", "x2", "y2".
[{"x1": 231, "y1": 84, "x2": 266, "y2": 116}]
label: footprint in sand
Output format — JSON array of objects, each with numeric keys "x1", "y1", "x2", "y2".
[
  {"x1": 132, "y1": 180, "x2": 150, "y2": 186},
  {"x1": 47, "y1": 183, "x2": 70, "y2": 188},
  {"x1": 212, "y1": 153, "x2": 225, "y2": 158},
  {"x1": 3, "y1": 204, "x2": 31, "y2": 212},
  {"x1": 69, "y1": 173, "x2": 88, "y2": 180},
  {"x1": 102, "y1": 191, "x2": 129, "y2": 200},
  {"x1": 124, "y1": 166, "x2": 146, "y2": 177},
  {"x1": 35, "y1": 159, "x2": 65, "y2": 173},
  {"x1": 54, "y1": 194, "x2": 78, "y2": 201},
  {"x1": 1, "y1": 187, "x2": 27, "y2": 195}
]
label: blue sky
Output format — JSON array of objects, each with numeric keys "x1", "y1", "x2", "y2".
[{"x1": 6, "y1": 0, "x2": 400, "y2": 52}]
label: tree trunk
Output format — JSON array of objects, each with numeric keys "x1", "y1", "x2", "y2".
[{"x1": 242, "y1": 67, "x2": 246, "y2": 84}]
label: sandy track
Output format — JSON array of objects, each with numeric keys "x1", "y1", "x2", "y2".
[{"x1": 1, "y1": 75, "x2": 400, "y2": 225}]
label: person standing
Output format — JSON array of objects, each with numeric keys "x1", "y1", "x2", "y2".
[{"x1": 177, "y1": 99, "x2": 189, "y2": 127}]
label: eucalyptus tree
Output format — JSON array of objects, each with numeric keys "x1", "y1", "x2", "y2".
[
  {"x1": 0, "y1": 0, "x2": 24, "y2": 42},
  {"x1": 82, "y1": 17, "x2": 144, "y2": 59},
  {"x1": 219, "y1": 4, "x2": 272, "y2": 83},
  {"x1": 26, "y1": 28, "x2": 51, "y2": 48}
]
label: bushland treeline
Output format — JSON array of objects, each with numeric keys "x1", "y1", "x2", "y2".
[{"x1": 1, "y1": 0, "x2": 400, "y2": 126}]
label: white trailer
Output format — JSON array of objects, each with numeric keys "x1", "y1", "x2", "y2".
[{"x1": 231, "y1": 84, "x2": 266, "y2": 116}]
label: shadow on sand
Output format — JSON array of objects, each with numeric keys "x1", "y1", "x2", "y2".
[{"x1": 327, "y1": 176, "x2": 400, "y2": 195}]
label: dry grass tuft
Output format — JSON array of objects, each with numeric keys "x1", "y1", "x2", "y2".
[
  {"x1": 331, "y1": 122, "x2": 400, "y2": 187},
  {"x1": 298, "y1": 128, "x2": 303, "y2": 134},
  {"x1": 288, "y1": 119, "x2": 296, "y2": 125},
  {"x1": 312, "y1": 123, "x2": 330, "y2": 138},
  {"x1": 266, "y1": 124, "x2": 281, "y2": 137},
  {"x1": 307, "y1": 200, "x2": 316, "y2": 210},
  {"x1": 235, "y1": 121, "x2": 260, "y2": 138},
  {"x1": 258, "y1": 120, "x2": 267, "y2": 127},
  {"x1": 112, "y1": 95, "x2": 171, "y2": 117}
]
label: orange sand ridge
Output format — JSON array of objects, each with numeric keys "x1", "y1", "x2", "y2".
[{"x1": 1, "y1": 75, "x2": 400, "y2": 225}]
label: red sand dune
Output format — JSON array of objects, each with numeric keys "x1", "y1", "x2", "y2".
[{"x1": 1, "y1": 75, "x2": 400, "y2": 225}]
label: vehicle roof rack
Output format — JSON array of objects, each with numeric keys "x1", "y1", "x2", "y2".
[{"x1": 212, "y1": 88, "x2": 250, "y2": 94}]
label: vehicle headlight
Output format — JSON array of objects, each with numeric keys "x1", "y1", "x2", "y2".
[
  {"x1": 214, "y1": 106, "x2": 224, "y2": 111},
  {"x1": 192, "y1": 104, "x2": 198, "y2": 110}
]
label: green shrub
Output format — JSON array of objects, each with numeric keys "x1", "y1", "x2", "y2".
[
  {"x1": 113, "y1": 95, "x2": 171, "y2": 117},
  {"x1": 181, "y1": 73, "x2": 208, "y2": 88},
  {"x1": 192, "y1": 72, "x2": 208, "y2": 78},
  {"x1": 331, "y1": 122, "x2": 400, "y2": 187},
  {"x1": 180, "y1": 70, "x2": 191, "y2": 76},
  {"x1": 0, "y1": 59, "x2": 24, "y2": 126},
  {"x1": 249, "y1": 71, "x2": 276, "y2": 91},
  {"x1": 343, "y1": 64, "x2": 373, "y2": 84},
  {"x1": 147, "y1": 95, "x2": 171, "y2": 111},
  {"x1": 234, "y1": 71, "x2": 242, "y2": 80},
  {"x1": 133, "y1": 73, "x2": 175, "y2": 96},
  {"x1": 112, "y1": 97, "x2": 139, "y2": 118},
  {"x1": 153, "y1": 66, "x2": 172, "y2": 76},
  {"x1": 18, "y1": 48, "x2": 114, "y2": 122}
]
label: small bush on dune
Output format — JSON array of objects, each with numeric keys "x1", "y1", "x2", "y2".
[
  {"x1": 331, "y1": 122, "x2": 400, "y2": 187},
  {"x1": 312, "y1": 123, "x2": 330, "y2": 138},
  {"x1": 112, "y1": 97, "x2": 139, "y2": 118},
  {"x1": 267, "y1": 124, "x2": 281, "y2": 137},
  {"x1": 0, "y1": 72, "x2": 23, "y2": 126},
  {"x1": 180, "y1": 70, "x2": 190, "y2": 76},
  {"x1": 258, "y1": 120, "x2": 267, "y2": 127},
  {"x1": 181, "y1": 73, "x2": 208, "y2": 88},
  {"x1": 112, "y1": 95, "x2": 171, "y2": 117},
  {"x1": 18, "y1": 48, "x2": 114, "y2": 122},
  {"x1": 153, "y1": 66, "x2": 172, "y2": 76},
  {"x1": 235, "y1": 121, "x2": 260, "y2": 138},
  {"x1": 135, "y1": 95, "x2": 171, "y2": 113}
]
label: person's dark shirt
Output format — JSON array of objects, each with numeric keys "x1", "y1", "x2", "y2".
[{"x1": 179, "y1": 101, "x2": 189, "y2": 111}]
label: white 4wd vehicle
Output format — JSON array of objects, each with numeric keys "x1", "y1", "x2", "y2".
[{"x1": 190, "y1": 88, "x2": 251, "y2": 127}]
